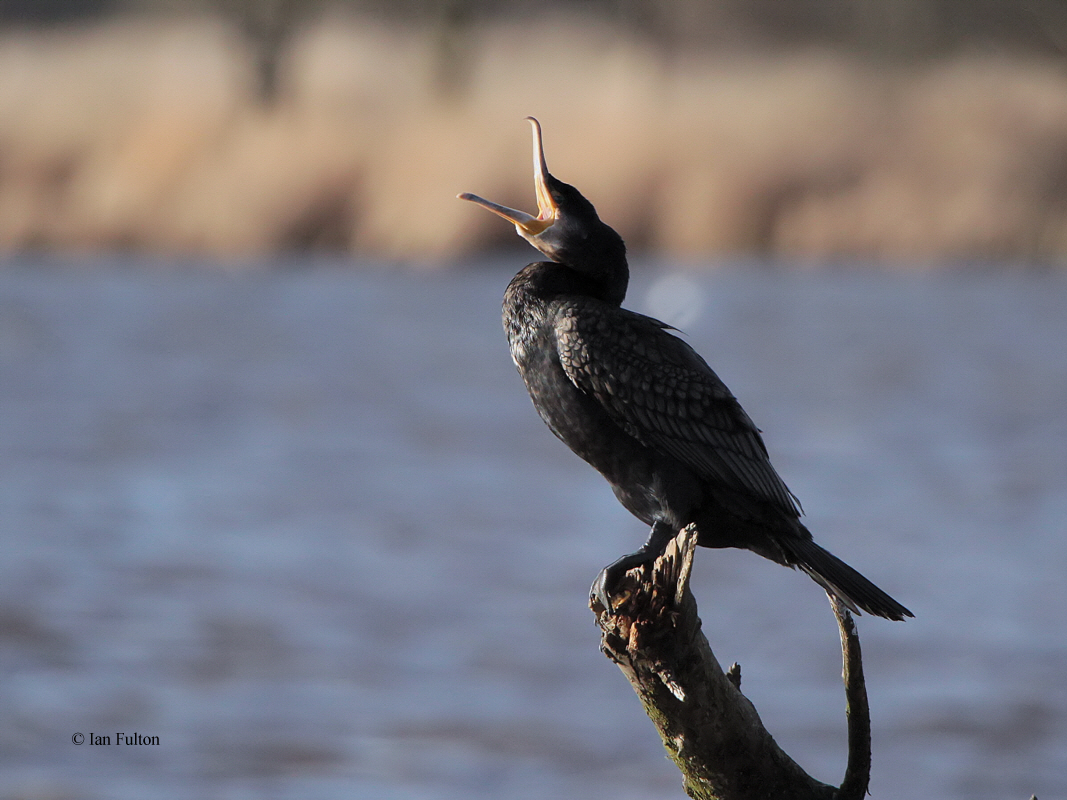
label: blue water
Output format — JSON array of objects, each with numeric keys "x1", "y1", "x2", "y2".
[{"x1": 1, "y1": 257, "x2": 1065, "y2": 799}]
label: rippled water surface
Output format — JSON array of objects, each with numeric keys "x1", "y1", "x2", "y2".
[{"x1": 1, "y1": 258, "x2": 1065, "y2": 799}]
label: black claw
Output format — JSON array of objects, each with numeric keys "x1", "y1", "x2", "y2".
[
  {"x1": 591, "y1": 522, "x2": 675, "y2": 615},
  {"x1": 590, "y1": 551, "x2": 651, "y2": 613},
  {"x1": 591, "y1": 570, "x2": 614, "y2": 615}
]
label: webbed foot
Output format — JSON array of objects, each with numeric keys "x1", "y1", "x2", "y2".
[{"x1": 590, "y1": 521, "x2": 675, "y2": 615}]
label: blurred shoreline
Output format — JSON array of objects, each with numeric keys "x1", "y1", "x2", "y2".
[{"x1": 4, "y1": 14, "x2": 1067, "y2": 266}]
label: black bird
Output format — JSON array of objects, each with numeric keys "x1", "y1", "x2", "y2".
[{"x1": 459, "y1": 118, "x2": 912, "y2": 621}]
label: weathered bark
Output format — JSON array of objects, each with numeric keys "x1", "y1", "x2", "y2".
[{"x1": 591, "y1": 524, "x2": 871, "y2": 800}]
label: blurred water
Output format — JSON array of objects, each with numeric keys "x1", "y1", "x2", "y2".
[{"x1": 1, "y1": 257, "x2": 1065, "y2": 800}]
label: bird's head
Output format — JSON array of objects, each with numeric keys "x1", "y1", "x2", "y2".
[{"x1": 459, "y1": 118, "x2": 626, "y2": 283}]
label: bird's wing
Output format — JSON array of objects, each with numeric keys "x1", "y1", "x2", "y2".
[{"x1": 554, "y1": 300, "x2": 801, "y2": 516}]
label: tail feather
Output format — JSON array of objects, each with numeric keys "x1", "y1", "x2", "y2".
[{"x1": 782, "y1": 538, "x2": 913, "y2": 621}]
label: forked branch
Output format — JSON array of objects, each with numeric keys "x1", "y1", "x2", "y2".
[{"x1": 591, "y1": 524, "x2": 871, "y2": 800}]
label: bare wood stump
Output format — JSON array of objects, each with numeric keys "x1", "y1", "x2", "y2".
[{"x1": 591, "y1": 524, "x2": 871, "y2": 800}]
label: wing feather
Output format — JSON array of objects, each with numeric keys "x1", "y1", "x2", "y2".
[{"x1": 554, "y1": 300, "x2": 801, "y2": 516}]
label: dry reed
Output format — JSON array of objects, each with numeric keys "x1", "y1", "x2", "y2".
[{"x1": 3, "y1": 15, "x2": 1067, "y2": 264}]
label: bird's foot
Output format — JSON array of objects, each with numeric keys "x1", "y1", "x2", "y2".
[
  {"x1": 590, "y1": 550, "x2": 657, "y2": 614},
  {"x1": 590, "y1": 522, "x2": 675, "y2": 615}
]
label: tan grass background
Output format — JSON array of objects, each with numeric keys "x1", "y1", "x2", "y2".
[{"x1": 4, "y1": 14, "x2": 1067, "y2": 263}]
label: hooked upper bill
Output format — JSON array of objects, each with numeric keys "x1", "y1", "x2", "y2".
[{"x1": 458, "y1": 117, "x2": 559, "y2": 237}]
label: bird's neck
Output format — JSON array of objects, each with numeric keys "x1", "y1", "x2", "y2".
[
  {"x1": 514, "y1": 259, "x2": 628, "y2": 308},
  {"x1": 585, "y1": 257, "x2": 629, "y2": 306}
]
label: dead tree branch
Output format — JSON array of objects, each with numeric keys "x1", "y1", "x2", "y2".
[{"x1": 591, "y1": 524, "x2": 872, "y2": 800}]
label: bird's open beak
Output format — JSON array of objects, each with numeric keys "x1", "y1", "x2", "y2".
[{"x1": 458, "y1": 117, "x2": 558, "y2": 236}]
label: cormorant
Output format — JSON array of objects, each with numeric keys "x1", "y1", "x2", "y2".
[{"x1": 459, "y1": 118, "x2": 912, "y2": 621}]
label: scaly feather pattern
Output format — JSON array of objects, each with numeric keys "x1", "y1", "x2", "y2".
[{"x1": 555, "y1": 298, "x2": 801, "y2": 518}]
